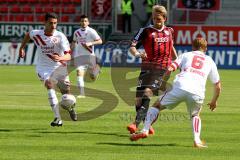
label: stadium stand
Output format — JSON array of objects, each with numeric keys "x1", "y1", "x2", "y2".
[
  {"x1": 0, "y1": 0, "x2": 81, "y2": 22},
  {"x1": 177, "y1": 11, "x2": 210, "y2": 24},
  {"x1": 206, "y1": 0, "x2": 240, "y2": 25}
]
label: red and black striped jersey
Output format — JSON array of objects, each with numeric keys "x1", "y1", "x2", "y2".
[{"x1": 132, "y1": 25, "x2": 174, "y2": 70}]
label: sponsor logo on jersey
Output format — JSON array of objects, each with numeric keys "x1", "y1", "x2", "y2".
[{"x1": 154, "y1": 37, "x2": 169, "y2": 43}]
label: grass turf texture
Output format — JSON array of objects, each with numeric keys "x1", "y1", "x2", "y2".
[{"x1": 0, "y1": 65, "x2": 239, "y2": 160}]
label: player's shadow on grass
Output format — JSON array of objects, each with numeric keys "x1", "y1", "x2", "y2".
[
  {"x1": 59, "y1": 87, "x2": 119, "y2": 121},
  {"x1": 38, "y1": 130, "x2": 129, "y2": 137},
  {"x1": 97, "y1": 142, "x2": 178, "y2": 147},
  {"x1": 0, "y1": 128, "x2": 47, "y2": 132}
]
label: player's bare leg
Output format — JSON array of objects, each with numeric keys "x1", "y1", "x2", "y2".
[
  {"x1": 88, "y1": 54, "x2": 101, "y2": 81},
  {"x1": 57, "y1": 80, "x2": 77, "y2": 121},
  {"x1": 45, "y1": 79, "x2": 62, "y2": 126}
]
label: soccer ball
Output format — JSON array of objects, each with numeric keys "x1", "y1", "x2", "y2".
[{"x1": 60, "y1": 94, "x2": 76, "y2": 110}]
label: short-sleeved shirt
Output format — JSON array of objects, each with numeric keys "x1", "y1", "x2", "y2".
[
  {"x1": 170, "y1": 51, "x2": 220, "y2": 98},
  {"x1": 29, "y1": 29, "x2": 71, "y2": 71},
  {"x1": 132, "y1": 25, "x2": 174, "y2": 70},
  {"x1": 72, "y1": 26, "x2": 101, "y2": 57}
]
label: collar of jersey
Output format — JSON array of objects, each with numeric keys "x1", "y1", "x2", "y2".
[
  {"x1": 44, "y1": 30, "x2": 55, "y2": 36},
  {"x1": 193, "y1": 50, "x2": 206, "y2": 56},
  {"x1": 80, "y1": 26, "x2": 89, "y2": 31},
  {"x1": 150, "y1": 25, "x2": 165, "y2": 32}
]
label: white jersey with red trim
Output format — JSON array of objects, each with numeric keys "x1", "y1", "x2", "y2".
[
  {"x1": 29, "y1": 29, "x2": 70, "y2": 71},
  {"x1": 170, "y1": 51, "x2": 220, "y2": 98},
  {"x1": 72, "y1": 26, "x2": 101, "y2": 57}
]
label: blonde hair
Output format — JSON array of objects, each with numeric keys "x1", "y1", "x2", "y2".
[
  {"x1": 192, "y1": 38, "x2": 207, "y2": 51},
  {"x1": 152, "y1": 5, "x2": 167, "y2": 18}
]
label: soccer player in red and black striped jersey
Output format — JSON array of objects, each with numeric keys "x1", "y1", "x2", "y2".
[{"x1": 127, "y1": 5, "x2": 177, "y2": 134}]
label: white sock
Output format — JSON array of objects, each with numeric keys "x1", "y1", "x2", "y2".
[
  {"x1": 192, "y1": 116, "x2": 202, "y2": 143},
  {"x1": 142, "y1": 107, "x2": 159, "y2": 134},
  {"x1": 48, "y1": 89, "x2": 60, "y2": 119},
  {"x1": 77, "y1": 76, "x2": 85, "y2": 95}
]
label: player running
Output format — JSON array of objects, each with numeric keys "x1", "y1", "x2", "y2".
[
  {"x1": 130, "y1": 37, "x2": 222, "y2": 148},
  {"x1": 19, "y1": 12, "x2": 77, "y2": 126},
  {"x1": 127, "y1": 5, "x2": 177, "y2": 135},
  {"x1": 70, "y1": 15, "x2": 103, "y2": 98}
]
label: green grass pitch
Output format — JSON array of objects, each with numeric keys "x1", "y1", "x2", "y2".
[{"x1": 0, "y1": 65, "x2": 240, "y2": 160}]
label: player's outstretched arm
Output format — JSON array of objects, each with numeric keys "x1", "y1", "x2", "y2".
[
  {"x1": 51, "y1": 53, "x2": 71, "y2": 62},
  {"x1": 86, "y1": 39, "x2": 103, "y2": 47},
  {"x1": 19, "y1": 32, "x2": 30, "y2": 58},
  {"x1": 129, "y1": 44, "x2": 147, "y2": 60},
  {"x1": 171, "y1": 46, "x2": 178, "y2": 60},
  {"x1": 70, "y1": 40, "x2": 76, "y2": 52},
  {"x1": 208, "y1": 82, "x2": 221, "y2": 111}
]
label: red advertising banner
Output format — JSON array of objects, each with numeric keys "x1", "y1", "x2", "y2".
[
  {"x1": 172, "y1": 25, "x2": 240, "y2": 46},
  {"x1": 177, "y1": 0, "x2": 221, "y2": 11},
  {"x1": 90, "y1": 0, "x2": 112, "y2": 21}
]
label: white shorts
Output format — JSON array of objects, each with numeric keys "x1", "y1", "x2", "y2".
[
  {"x1": 37, "y1": 66, "x2": 70, "y2": 84},
  {"x1": 74, "y1": 54, "x2": 97, "y2": 70},
  {"x1": 74, "y1": 54, "x2": 100, "y2": 78},
  {"x1": 159, "y1": 87, "x2": 204, "y2": 117}
]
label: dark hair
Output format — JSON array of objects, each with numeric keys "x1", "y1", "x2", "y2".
[
  {"x1": 80, "y1": 14, "x2": 88, "y2": 19},
  {"x1": 45, "y1": 12, "x2": 58, "y2": 21}
]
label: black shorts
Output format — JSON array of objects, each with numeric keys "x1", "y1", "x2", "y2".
[{"x1": 136, "y1": 69, "x2": 169, "y2": 97}]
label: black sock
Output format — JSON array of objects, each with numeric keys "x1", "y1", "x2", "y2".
[{"x1": 135, "y1": 95, "x2": 150, "y2": 127}]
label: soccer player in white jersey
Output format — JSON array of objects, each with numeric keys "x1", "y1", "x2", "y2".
[
  {"x1": 71, "y1": 15, "x2": 102, "y2": 98},
  {"x1": 19, "y1": 12, "x2": 77, "y2": 127},
  {"x1": 130, "y1": 37, "x2": 222, "y2": 148}
]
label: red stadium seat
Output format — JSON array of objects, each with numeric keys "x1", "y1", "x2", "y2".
[
  {"x1": 2, "y1": 15, "x2": 9, "y2": 21},
  {"x1": 72, "y1": 0, "x2": 81, "y2": 3},
  {"x1": 41, "y1": 0, "x2": 49, "y2": 3},
  {"x1": 10, "y1": 4, "x2": 21, "y2": 13},
  {"x1": 61, "y1": 15, "x2": 69, "y2": 22},
  {"x1": 35, "y1": 4, "x2": 44, "y2": 13},
  {"x1": 44, "y1": 4, "x2": 54, "y2": 13},
  {"x1": 28, "y1": 0, "x2": 38, "y2": 3},
  {"x1": 49, "y1": 0, "x2": 61, "y2": 3},
  {"x1": 25, "y1": 15, "x2": 34, "y2": 21},
  {"x1": 37, "y1": 15, "x2": 45, "y2": 22},
  {"x1": 22, "y1": 5, "x2": 32, "y2": 13},
  {"x1": 54, "y1": 4, "x2": 62, "y2": 14},
  {"x1": 0, "y1": 4, "x2": 8, "y2": 13},
  {"x1": 9, "y1": 15, "x2": 14, "y2": 21},
  {"x1": 15, "y1": 15, "x2": 25, "y2": 21},
  {"x1": 63, "y1": 4, "x2": 76, "y2": 14},
  {"x1": 18, "y1": 0, "x2": 29, "y2": 2},
  {"x1": 7, "y1": 0, "x2": 15, "y2": 3},
  {"x1": 62, "y1": 0, "x2": 71, "y2": 3}
]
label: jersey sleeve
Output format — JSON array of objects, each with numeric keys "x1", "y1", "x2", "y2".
[
  {"x1": 132, "y1": 28, "x2": 144, "y2": 42},
  {"x1": 29, "y1": 30, "x2": 37, "y2": 40},
  {"x1": 169, "y1": 27, "x2": 174, "y2": 45},
  {"x1": 130, "y1": 28, "x2": 145, "y2": 48},
  {"x1": 208, "y1": 59, "x2": 220, "y2": 84},
  {"x1": 60, "y1": 33, "x2": 71, "y2": 54},
  {"x1": 91, "y1": 29, "x2": 101, "y2": 41},
  {"x1": 170, "y1": 53, "x2": 184, "y2": 71}
]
